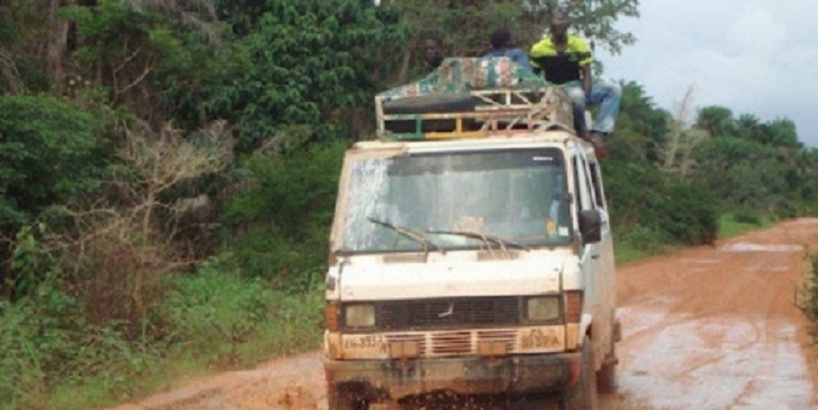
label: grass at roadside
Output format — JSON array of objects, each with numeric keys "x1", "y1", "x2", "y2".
[
  {"x1": 0, "y1": 265, "x2": 324, "y2": 410},
  {"x1": 718, "y1": 213, "x2": 774, "y2": 239},
  {"x1": 613, "y1": 240, "x2": 682, "y2": 265},
  {"x1": 614, "y1": 213, "x2": 775, "y2": 266}
]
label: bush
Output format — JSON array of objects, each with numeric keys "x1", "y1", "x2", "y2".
[
  {"x1": 221, "y1": 140, "x2": 348, "y2": 282},
  {"x1": 603, "y1": 159, "x2": 719, "y2": 249},
  {"x1": 0, "y1": 258, "x2": 324, "y2": 409},
  {"x1": 806, "y1": 253, "x2": 818, "y2": 316},
  {"x1": 160, "y1": 261, "x2": 323, "y2": 367},
  {"x1": 770, "y1": 197, "x2": 797, "y2": 220},
  {"x1": 0, "y1": 287, "x2": 162, "y2": 409},
  {"x1": 658, "y1": 182, "x2": 719, "y2": 245},
  {"x1": 0, "y1": 95, "x2": 108, "y2": 222},
  {"x1": 613, "y1": 224, "x2": 673, "y2": 263},
  {"x1": 797, "y1": 252, "x2": 818, "y2": 341},
  {"x1": 733, "y1": 209, "x2": 761, "y2": 225}
]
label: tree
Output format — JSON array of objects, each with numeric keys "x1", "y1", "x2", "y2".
[
  {"x1": 0, "y1": 95, "x2": 110, "y2": 298},
  {"x1": 376, "y1": 0, "x2": 639, "y2": 85},
  {"x1": 0, "y1": 95, "x2": 109, "y2": 224},
  {"x1": 607, "y1": 81, "x2": 668, "y2": 162},
  {"x1": 692, "y1": 136, "x2": 790, "y2": 211},
  {"x1": 695, "y1": 105, "x2": 736, "y2": 139},
  {"x1": 30, "y1": 120, "x2": 233, "y2": 325},
  {"x1": 0, "y1": 0, "x2": 57, "y2": 94},
  {"x1": 63, "y1": 0, "x2": 226, "y2": 126},
  {"x1": 196, "y1": 0, "x2": 406, "y2": 150},
  {"x1": 736, "y1": 113, "x2": 764, "y2": 143},
  {"x1": 659, "y1": 85, "x2": 707, "y2": 176},
  {"x1": 520, "y1": 0, "x2": 640, "y2": 54},
  {"x1": 764, "y1": 117, "x2": 801, "y2": 148},
  {"x1": 388, "y1": 1, "x2": 522, "y2": 77}
]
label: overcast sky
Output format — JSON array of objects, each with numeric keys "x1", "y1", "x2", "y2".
[{"x1": 598, "y1": 0, "x2": 818, "y2": 147}]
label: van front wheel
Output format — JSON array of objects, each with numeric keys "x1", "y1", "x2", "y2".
[
  {"x1": 561, "y1": 335, "x2": 599, "y2": 410},
  {"x1": 327, "y1": 385, "x2": 369, "y2": 410},
  {"x1": 597, "y1": 341, "x2": 617, "y2": 394}
]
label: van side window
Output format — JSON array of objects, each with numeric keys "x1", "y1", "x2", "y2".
[
  {"x1": 571, "y1": 155, "x2": 593, "y2": 211},
  {"x1": 588, "y1": 162, "x2": 606, "y2": 209}
]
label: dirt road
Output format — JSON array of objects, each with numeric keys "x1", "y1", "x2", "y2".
[{"x1": 115, "y1": 218, "x2": 818, "y2": 410}]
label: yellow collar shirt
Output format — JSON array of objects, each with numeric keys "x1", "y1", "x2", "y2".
[{"x1": 529, "y1": 35, "x2": 592, "y2": 85}]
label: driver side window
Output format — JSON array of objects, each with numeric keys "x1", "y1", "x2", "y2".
[{"x1": 572, "y1": 155, "x2": 594, "y2": 213}]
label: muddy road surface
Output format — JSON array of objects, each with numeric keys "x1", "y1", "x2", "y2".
[{"x1": 115, "y1": 218, "x2": 818, "y2": 410}]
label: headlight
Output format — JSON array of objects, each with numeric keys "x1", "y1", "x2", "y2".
[
  {"x1": 345, "y1": 304, "x2": 375, "y2": 327},
  {"x1": 526, "y1": 297, "x2": 560, "y2": 321}
]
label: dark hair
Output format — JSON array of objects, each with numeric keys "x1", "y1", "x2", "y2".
[
  {"x1": 422, "y1": 32, "x2": 443, "y2": 47},
  {"x1": 550, "y1": 8, "x2": 571, "y2": 23},
  {"x1": 490, "y1": 29, "x2": 511, "y2": 49}
]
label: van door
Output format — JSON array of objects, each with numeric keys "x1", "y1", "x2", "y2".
[
  {"x1": 571, "y1": 150, "x2": 609, "y2": 360},
  {"x1": 587, "y1": 157, "x2": 617, "y2": 359}
]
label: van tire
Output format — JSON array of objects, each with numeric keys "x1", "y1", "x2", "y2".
[
  {"x1": 382, "y1": 94, "x2": 477, "y2": 133},
  {"x1": 597, "y1": 342, "x2": 617, "y2": 394},
  {"x1": 561, "y1": 336, "x2": 598, "y2": 410},
  {"x1": 327, "y1": 386, "x2": 369, "y2": 410}
]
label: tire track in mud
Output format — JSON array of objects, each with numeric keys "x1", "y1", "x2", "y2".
[{"x1": 114, "y1": 219, "x2": 818, "y2": 410}]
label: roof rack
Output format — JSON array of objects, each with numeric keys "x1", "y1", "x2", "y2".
[
  {"x1": 375, "y1": 87, "x2": 574, "y2": 141},
  {"x1": 373, "y1": 57, "x2": 575, "y2": 141}
]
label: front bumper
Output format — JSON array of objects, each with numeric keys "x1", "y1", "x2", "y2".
[{"x1": 325, "y1": 353, "x2": 582, "y2": 400}]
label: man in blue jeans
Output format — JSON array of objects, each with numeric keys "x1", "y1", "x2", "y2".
[{"x1": 529, "y1": 10, "x2": 621, "y2": 155}]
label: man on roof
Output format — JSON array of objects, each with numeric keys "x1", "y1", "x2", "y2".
[
  {"x1": 529, "y1": 9, "x2": 621, "y2": 153},
  {"x1": 485, "y1": 28, "x2": 532, "y2": 71},
  {"x1": 423, "y1": 34, "x2": 445, "y2": 71}
]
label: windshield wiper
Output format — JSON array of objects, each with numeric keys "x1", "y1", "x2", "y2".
[
  {"x1": 367, "y1": 217, "x2": 441, "y2": 252},
  {"x1": 425, "y1": 229, "x2": 530, "y2": 251}
]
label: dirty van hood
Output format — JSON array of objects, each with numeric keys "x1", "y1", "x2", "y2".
[{"x1": 333, "y1": 250, "x2": 574, "y2": 301}]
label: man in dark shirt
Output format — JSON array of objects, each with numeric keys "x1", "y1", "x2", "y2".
[
  {"x1": 530, "y1": 10, "x2": 621, "y2": 152},
  {"x1": 423, "y1": 34, "x2": 444, "y2": 70}
]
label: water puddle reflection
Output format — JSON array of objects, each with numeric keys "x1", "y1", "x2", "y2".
[
  {"x1": 720, "y1": 242, "x2": 803, "y2": 253},
  {"x1": 617, "y1": 310, "x2": 813, "y2": 409}
]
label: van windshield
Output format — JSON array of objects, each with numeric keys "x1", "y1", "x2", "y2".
[{"x1": 338, "y1": 148, "x2": 573, "y2": 253}]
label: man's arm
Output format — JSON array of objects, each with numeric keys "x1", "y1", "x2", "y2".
[
  {"x1": 581, "y1": 64, "x2": 592, "y2": 97},
  {"x1": 575, "y1": 36, "x2": 594, "y2": 96},
  {"x1": 510, "y1": 49, "x2": 532, "y2": 71},
  {"x1": 529, "y1": 46, "x2": 543, "y2": 76}
]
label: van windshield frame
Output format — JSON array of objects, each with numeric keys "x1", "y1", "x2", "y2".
[{"x1": 336, "y1": 148, "x2": 573, "y2": 254}]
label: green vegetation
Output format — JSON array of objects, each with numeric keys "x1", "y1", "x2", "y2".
[
  {"x1": 0, "y1": 0, "x2": 816, "y2": 408},
  {"x1": 718, "y1": 213, "x2": 774, "y2": 239},
  {"x1": 795, "y1": 252, "x2": 818, "y2": 342},
  {"x1": 1, "y1": 265, "x2": 322, "y2": 409}
]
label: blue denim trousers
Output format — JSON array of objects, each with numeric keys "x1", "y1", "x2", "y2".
[{"x1": 562, "y1": 79, "x2": 621, "y2": 135}]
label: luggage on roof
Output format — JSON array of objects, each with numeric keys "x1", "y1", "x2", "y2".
[{"x1": 375, "y1": 57, "x2": 575, "y2": 141}]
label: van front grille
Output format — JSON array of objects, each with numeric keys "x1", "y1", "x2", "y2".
[
  {"x1": 376, "y1": 297, "x2": 520, "y2": 331},
  {"x1": 383, "y1": 329, "x2": 519, "y2": 358}
]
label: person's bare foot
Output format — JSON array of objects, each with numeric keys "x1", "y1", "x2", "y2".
[
  {"x1": 588, "y1": 131, "x2": 608, "y2": 158},
  {"x1": 581, "y1": 131, "x2": 607, "y2": 158}
]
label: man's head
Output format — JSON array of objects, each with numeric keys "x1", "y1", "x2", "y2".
[
  {"x1": 490, "y1": 28, "x2": 512, "y2": 50},
  {"x1": 423, "y1": 35, "x2": 444, "y2": 69},
  {"x1": 549, "y1": 9, "x2": 571, "y2": 41}
]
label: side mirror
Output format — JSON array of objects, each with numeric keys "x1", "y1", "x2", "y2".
[{"x1": 579, "y1": 209, "x2": 602, "y2": 244}]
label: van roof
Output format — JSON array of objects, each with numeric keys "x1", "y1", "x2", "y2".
[{"x1": 352, "y1": 129, "x2": 597, "y2": 160}]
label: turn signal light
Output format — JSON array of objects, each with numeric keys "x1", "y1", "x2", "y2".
[
  {"x1": 325, "y1": 301, "x2": 340, "y2": 331},
  {"x1": 565, "y1": 291, "x2": 583, "y2": 323}
]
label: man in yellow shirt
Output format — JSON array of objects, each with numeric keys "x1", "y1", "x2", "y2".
[{"x1": 530, "y1": 10, "x2": 621, "y2": 153}]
